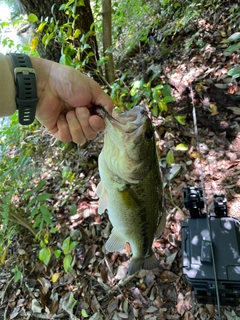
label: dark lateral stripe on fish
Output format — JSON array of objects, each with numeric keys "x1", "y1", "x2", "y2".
[{"x1": 137, "y1": 199, "x2": 153, "y2": 255}]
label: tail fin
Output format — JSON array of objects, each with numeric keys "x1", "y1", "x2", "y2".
[{"x1": 128, "y1": 252, "x2": 159, "y2": 275}]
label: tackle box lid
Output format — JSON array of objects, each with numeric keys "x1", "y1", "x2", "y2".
[{"x1": 182, "y1": 215, "x2": 240, "y2": 286}]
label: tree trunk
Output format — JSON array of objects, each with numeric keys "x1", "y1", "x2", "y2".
[
  {"x1": 102, "y1": 0, "x2": 115, "y2": 83},
  {"x1": 19, "y1": 0, "x2": 98, "y2": 70}
]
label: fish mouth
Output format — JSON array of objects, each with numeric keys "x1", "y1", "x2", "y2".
[
  {"x1": 95, "y1": 105, "x2": 148, "y2": 134},
  {"x1": 95, "y1": 106, "x2": 122, "y2": 125}
]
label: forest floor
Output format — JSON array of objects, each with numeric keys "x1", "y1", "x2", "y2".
[{"x1": 1, "y1": 1, "x2": 240, "y2": 320}]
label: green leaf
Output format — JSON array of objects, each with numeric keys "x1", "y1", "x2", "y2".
[
  {"x1": 152, "y1": 89, "x2": 161, "y2": 103},
  {"x1": 59, "y1": 54, "x2": 73, "y2": 66},
  {"x1": 153, "y1": 84, "x2": 163, "y2": 91},
  {"x1": 143, "y1": 87, "x2": 151, "y2": 99},
  {"x1": 150, "y1": 71, "x2": 161, "y2": 82},
  {"x1": 40, "y1": 240, "x2": 46, "y2": 249},
  {"x1": 159, "y1": 101, "x2": 168, "y2": 112},
  {"x1": 30, "y1": 206, "x2": 38, "y2": 219},
  {"x1": 81, "y1": 309, "x2": 89, "y2": 318},
  {"x1": 28, "y1": 13, "x2": 38, "y2": 23},
  {"x1": 224, "y1": 42, "x2": 240, "y2": 53},
  {"x1": 63, "y1": 254, "x2": 72, "y2": 272},
  {"x1": 12, "y1": 267, "x2": 22, "y2": 283},
  {"x1": 54, "y1": 250, "x2": 62, "y2": 259},
  {"x1": 37, "y1": 193, "x2": 52, "y2": 202},
  {"x1": 175, "y1": 143, "x2": 188, "y2": 151},
  {"x1": 166, "y1": 150, "x2": 174, "y2": 165},
  {"x1": 228, "y1": 66, "x2": 240, "y2": 77},
  {"x1": 62, "y1": 0, "x2": 75, "y2": 10},
  {"x1": 62, "y1": 237, "x2": 70, "y2": 255},
  {"x1": 59, "y1": 4, "x2": 66, "y2": 10},
  {"x1": 165, "y1": 115, "x2": 172, "y2": 121},
  {"x1": 45, "y1": 32, "x2": 54, "y2": 46},
  {"x1": 25, "y1": 180, "x2": 46, "y2": 199},
  {"x1": 226, "y1": 32, "x2": 240, "y2": 43},
  {"x1": 33, "y1": 214, "x2": 41, "y2": 228},
  {"x1": 83, "y1": 43, "x2": 91, "y2": 50},
  {"x1": 74, "y1": 29, "x2": 81, "y2": 38},
  {"x1": 40, "y1": 205, "x2": 52, "y2": 225},
  {"x1": 175, "y1": 115, "x2": 186, "y2": 125},
  {"x1": 51, "y1": 4, "x2": 56, "y2": 14},
  {"x1": 50, "y1": 227, "x2": 59, "y2": 234},
  {"x1": 39, "y1": 247, "x2": 51, "y2": 265},
  {"x1": 0, "y1": 21, "x2": 9, "y2": 28},
  {"x1": 42, "y1": 34, "x2": 47, "y2": 46},
  {"x1": 35, "y1": 180, "x2": 46, "y2": 191},
  {"x1": 69, "y1": 204, "x2": 77, "y2": 215},
  {"x1": 162, "y1": 95, "x2": 174, "y2": 103},
  {"x1": 69, "y1": 241, "x2": 78, "y2": 252},
  {"x1": 37, "y1": 22, "x2": 47, "y2": 33},
  {"x1": 162, "y1": 84, "x2": 171, "y2": 97},
  {"x1": 151, "y1": 104, "x2": 159, "y2": 117},
  {"x1": 77, "y1": 0, "x2": 85, "y2": 6}
]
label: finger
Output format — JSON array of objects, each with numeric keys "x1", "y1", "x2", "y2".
[
  {"x1": 66, "y1": 110, "x2": 86, "y2": 144},
  {"x1": 89, "y1": 81, "x2": 114, "y2": 114},
  {"x1": 89, "y1": 115, "x2": 105, "y2": 132},
  {"x1": 54, "y1": 114, "x2": 72, "y2": 142},
  {"x1": 75, "y1": 107, "x2": 98, "y2": 141}
]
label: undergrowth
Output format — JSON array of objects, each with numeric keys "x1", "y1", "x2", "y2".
[{"x1": 0, "y1": 0, "x2": 239, "y2": 272}]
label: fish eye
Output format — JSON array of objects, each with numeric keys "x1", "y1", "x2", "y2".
[{"x1": 144, "y1": 129, "x2": 154, "y2": 140}]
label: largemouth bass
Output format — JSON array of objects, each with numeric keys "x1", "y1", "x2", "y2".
[{"x1": 96, "y1": 105, "x2": 165, "y2": 275}]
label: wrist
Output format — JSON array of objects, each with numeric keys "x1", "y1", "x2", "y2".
[
  {"x1": 6, "y1": 55, "x2": 14, "y2": 73},
  {"x1": 0, "y1": 53, "x2": 16, "y2": 117}
]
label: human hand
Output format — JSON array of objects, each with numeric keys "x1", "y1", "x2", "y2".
[{"x1": 31, "y1": 57, "x2": 113, "y2": 144}]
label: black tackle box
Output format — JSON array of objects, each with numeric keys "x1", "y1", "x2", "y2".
[{"x1": 182, "y1": 215, "x2": 240, "y2": 305}]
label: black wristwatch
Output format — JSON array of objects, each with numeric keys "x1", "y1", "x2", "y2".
[{"x1": 8, "y1": 53, "x2": 38, "y2": 125}]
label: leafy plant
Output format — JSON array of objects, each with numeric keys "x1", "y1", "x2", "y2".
[
  {"x1": 39, "y1": 240, "x2": 51, "y2": 266},
  {"x1": 11, "y1": 265, "x2": 23, "y2": 283},
  {"x1": 225, "y1": 32, "x2": 240, "y2": 54},
  {"x1": 39, "y1": 236, "x2": 78, "y2": 273},
  {"x1": 0, "y1": 11, "x2": 38, "y2": 55},
  {"x1": 224, "y1": 32, "x2": 240, "y2": 79},
  {"x1": 61, "y1": 236, "x2": 78, "y2": 272},
  {"x1": 129, "y1": 74, "x2": 175, "y2": 117},
  {"x1": 92, "y1": 0, "x2": 155, "y2": 60},
  {"x1": 29, "y1": 2, "x2": 97, "y2": 71}
]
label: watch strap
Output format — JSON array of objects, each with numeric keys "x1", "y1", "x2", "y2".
[{"x1": 8, "y1": 53, "x2": 38, "y2": 125}]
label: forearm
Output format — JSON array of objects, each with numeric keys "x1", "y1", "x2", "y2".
[
  {"x1": 0, "y1": 54, "x2": 57, "y2": 120},
  {"x1": 0, "y1": 53, "x2": 16, "y2": 117},
  {"x1": 0, "y1": 52, "x2": 113, "y2": 144}
]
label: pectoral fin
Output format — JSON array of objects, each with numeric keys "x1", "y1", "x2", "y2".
[
  {"x1": 96, "y1": 181, "x2": 108, "y2": 214},
  {"x1": 105, "y1": 229, "x2": 126, "y2": 252}
]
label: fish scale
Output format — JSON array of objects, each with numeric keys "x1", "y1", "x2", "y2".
[{"x1": 96, "y1": 105, "x2": 166, "y2": 275}]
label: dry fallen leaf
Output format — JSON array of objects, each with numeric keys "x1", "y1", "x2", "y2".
[
  {"x1": 52, "y1": 272, "x2": 61, "y2": 283},
  {"x1": 209, "y1": 103, "x2": 219, "y2": 115},
  {"x1": 0, "y1": 247, "x2": 8, "y2": 264},
  {"x1": 160, "y1": 270, "x2": 179, "y2": 283},
  {"x1": 17, "y1": 249, "x2": 26, "y2": 256},
  {"x1": 165, "y1": 251, "x2": 178, "y2": 265},
  {"x1": 227, "y1": 107, "x2": 240, "y2": 115}
]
